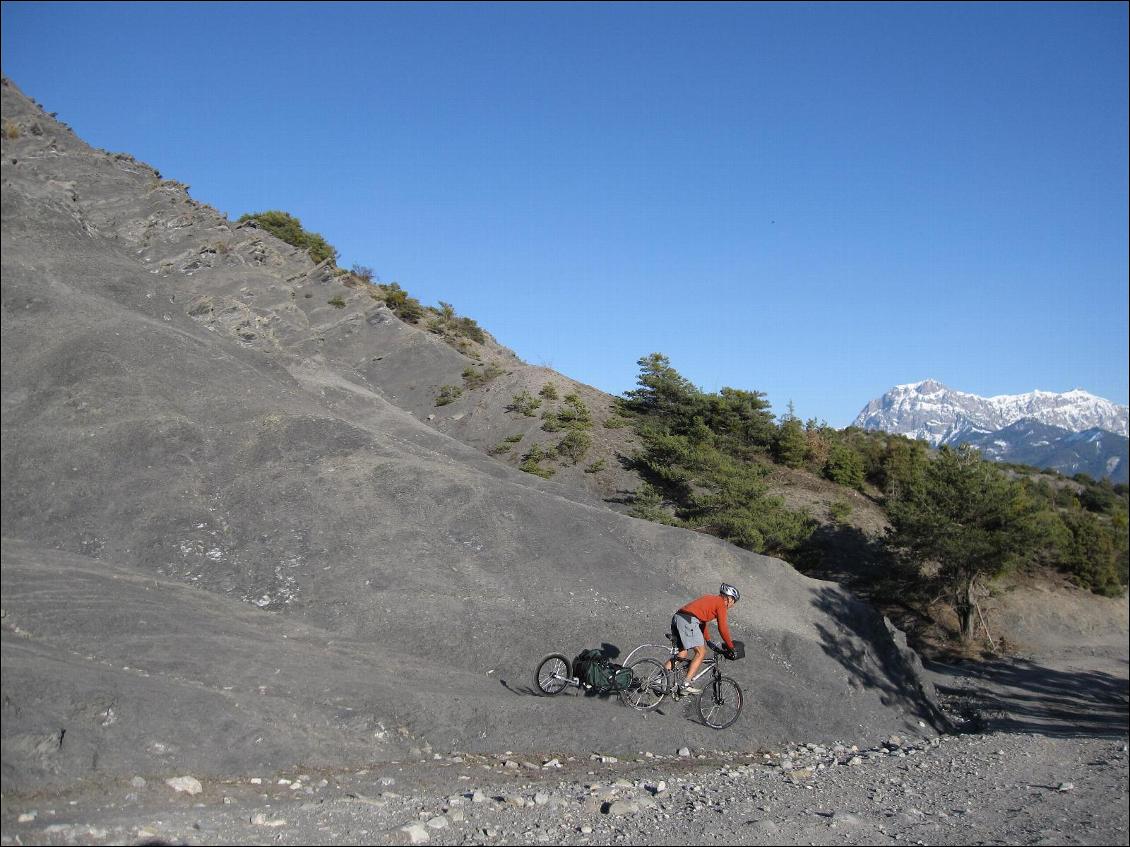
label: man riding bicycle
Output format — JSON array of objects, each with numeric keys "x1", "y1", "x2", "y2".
[{"x1": 667, "y1": 583, "x2": 739, "y2": 695}]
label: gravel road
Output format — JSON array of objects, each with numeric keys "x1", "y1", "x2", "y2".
[{"x1": 3, "y1": 655, "x2": 1126, "y2": 847}]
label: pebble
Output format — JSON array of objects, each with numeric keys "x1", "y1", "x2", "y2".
[
  {"x1": 606, "y1": 799, "x2": 639, "y2": 815},
  {"x1": 165, "y1": 776, "x2": 202, "y2": 795},
  {"x1": 399, "y1": 822, "x2": 430, "y2": 843},
  {"x1": 250, "y1": 813, "x2": 287, "y2": 827}
]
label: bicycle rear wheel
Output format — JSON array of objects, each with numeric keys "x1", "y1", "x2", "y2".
[
  {"x1": 697, "y1": 675, "x2": 743, "y2": 729},
  {"x1": 620, "y1": 658, "x2": 668, "y2": 711},
  {"x1": 534, "y1": 654, "x2": 572, "y2": 696}
]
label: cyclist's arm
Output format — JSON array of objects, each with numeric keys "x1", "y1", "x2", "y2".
[{"x1": 717, "y1": 606, "x2": 735, "y2": 650}]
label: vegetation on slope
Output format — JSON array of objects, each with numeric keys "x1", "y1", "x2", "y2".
[
  {"x1": 228, "y1": 206, "x2": 1127, "y2": 647},
  {"x1": 618, "y1": 353, "x2": 1128, "y2": 644},
  {"x1": 238, "y1": 210, "x2": 338, "y2": 265}
]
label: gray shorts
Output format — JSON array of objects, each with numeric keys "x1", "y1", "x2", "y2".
[{"x1": 672, "y1": 613, "x2": 704, "y2": 651}]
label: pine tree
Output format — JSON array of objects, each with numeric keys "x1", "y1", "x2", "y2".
[
  {"x1": 886, "y1": 445, "x2": 1040, "y2": 641},
  {"x1": 623, "y1": 353, "x2": 700, "y2": 421},
  {"x1": 774, "y1": 402, "x2": 808, "y2": 468}
]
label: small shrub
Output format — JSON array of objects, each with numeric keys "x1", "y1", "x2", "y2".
[
  {"x1": 558, "y1": 430, "x2": 592, "y2": 464},
  {"x1": 435, "y1": 385, "x2": 463, "y2": 406},
  {"x1": 3, "y1": 120, "x2": 22, "y2": 139},
  {"x1": 829, "y1": 499, "x2": 853, "y2": 524},
  {"x1": 456, "y1": 315, "x2": 487, "y2": 344},
  {"x1": 508, "y1": 391, "x2": 541, "y2": 417},
  {"x1": 328, "y1": 295, "x2": 346, "y2": 308},
  {"x1": 505, "y1": 433, "x2": 525, "y2": 443},
  {"x1": 520, "y1": 443, "x2": 556, "y2": 478},
  {"x1": 558, "y1": 394, "x2": 593, "y2": 429},
  {"x1": 489, "y1": 442, "x2": 513, "y2": 455},
  {"x1": 824, "y1": 444, "x2": 866, "y2": 490},
  {"x1": 630, "y1": 483, "x2": 677, "y2": 524},
  {"x1": 603, "y1": 416, "x2": 629, "y2": 429},
  {"x1": 380, "y1": 283, "x2": 425, "y2": 322},
  {"x1": 584, "y1": 459, "x2": 606, "y2": 474},
  {"x1": 428, "y1": 301, "x2": 488, "y2": 344},
  {"x1": 463, "y1": 362, "x2": 505, "y2": 389},
  {"x1": 237, "y1": 210, "x2": 338, "y2": 265},
  {"x1": 539, "y1": 383, "x2": 559, "y2": 400},
  {"x1": 351, "y1": 264, "x2": 375, "y2": 283}
]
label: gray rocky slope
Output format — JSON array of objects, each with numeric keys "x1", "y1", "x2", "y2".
[{"x1": 3, "y1": 74, "x2": 942, "y2": 795}]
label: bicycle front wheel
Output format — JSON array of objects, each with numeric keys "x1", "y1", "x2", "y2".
[
  {"x1": 698, "y1": 675, "x2": 743, "y2": 729},
  {"x1": 534, "y1": 654, "x2": 572, "y2": 696},
  {"x1": 620, "y1": 658, "x2": 668, "y2": 711}
]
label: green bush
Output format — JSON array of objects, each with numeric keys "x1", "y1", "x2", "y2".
[
  {"x1": 559, "y1": 394, "x2": 593, "y2": 429},
  {"x1": 824, "y1": 444, "x2": 866, "y2": 490},
  {"x1": 585, "y1": 459, "x2": 606, "y2": 474},
  {"x1": 463, "y1": 362, "x2": 504, "y2": 389},
  {"x1": 557, "y1": 430, "x2": 592, "y2": 465},
  {"x1": 237, "y1": 210, "x2": 338, "y2": 265},
  {"x1": 378, "y1": 283, "x2": 425, "y2": 322},
  {"x1": 428, "y1": 301, "x2": 487, "y2": 344},
  {"x1": 434, "y1": 385, "x2": 463, "y2": 406},
  {"x1": 539, "y1": 383, "x2": 559, "y2": 400},
  {"x1": 829, "y1": 499, "x2": 853, "y2": 524},
  {"x1": 630, "y1": 483, "x2": 678, "y2": 525},
  {"x1": 351, "y1": 264, "x2": 375, "y2": 283},
  {"x1": 508, "y1": 391, "x2": 541, "y2": 417},
  {"x1": 519, "y1": 443, "x2": 556, "y2": 478},
  {"x1": 328, "y1": 295, "x2": 346, "y2": 309}
]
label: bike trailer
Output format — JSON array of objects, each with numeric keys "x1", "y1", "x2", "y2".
[{"x1": 572, "y1": 648, "x2": 633, "y2": 689}]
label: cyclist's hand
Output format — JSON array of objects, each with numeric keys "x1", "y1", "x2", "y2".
[{"x1": 723, "y1": 646, "x2": 737, "y2": 660}]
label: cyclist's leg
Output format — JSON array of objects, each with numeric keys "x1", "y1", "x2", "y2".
[
  {"x1": 672, "y1": 614, "x2": 707, "y2": 690},
  {"x1": 666, "y1": 614, "x2": 690, "y2": 670},
  {"x1": 684, "y1": 645, "x2": 707, "y2": 687}
]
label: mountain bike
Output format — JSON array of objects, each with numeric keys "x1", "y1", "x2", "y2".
[
  {"x1": 643, "y1": 636, "x2": 745, "y2": 729},
  {"x1": 534, "y1": 652, "x2": 667, "y2": 711}
]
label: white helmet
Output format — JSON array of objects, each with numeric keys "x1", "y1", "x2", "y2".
[{"x1": 720, "y1": 583, "x2": 740, "y2": 602}]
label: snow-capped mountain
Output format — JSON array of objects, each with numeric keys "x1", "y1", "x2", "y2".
[
  {"x1": 853, "y1": 380, "x2": 1129, "y2": 446},
  {"x1": 852, "y1": 380, "x2": 1129, "y2": 481},
  {"x1": 958, "y1": 421, "x2": 1128, "y2": 484}
]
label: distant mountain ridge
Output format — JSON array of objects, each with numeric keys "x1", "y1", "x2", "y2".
[{"x1": 853, "y1": 380, "x2": 1129, "y2": 482}]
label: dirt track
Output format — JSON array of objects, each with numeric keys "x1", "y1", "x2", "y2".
[{"x1": 2, "y1": 654, "x2": 1125, "y2": 847}]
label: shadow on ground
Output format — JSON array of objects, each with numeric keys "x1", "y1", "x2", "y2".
[
  {"x1": 811, "y1": 586, "x2": 953, "y2": 732},
  {"x1": 925, "y1": 656, "x2": 1130, "y2": 737}
]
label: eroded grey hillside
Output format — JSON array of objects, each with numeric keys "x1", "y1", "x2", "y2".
[{"x1": 1, "y1": 78, "x2": 944, "y2": 793}]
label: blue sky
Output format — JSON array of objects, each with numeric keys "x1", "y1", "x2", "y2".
[{"x1": 3, "y1": 1, "x2": 1127, "y2": 425}]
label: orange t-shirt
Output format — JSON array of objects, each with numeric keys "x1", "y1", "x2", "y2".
[{"x1": 678, "y1": 594, "x2": 734, "y2": 649}]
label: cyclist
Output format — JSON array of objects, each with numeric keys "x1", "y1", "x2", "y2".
[{"x1": 667, "y1": 583, "x2": 739, "y2": 695}]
